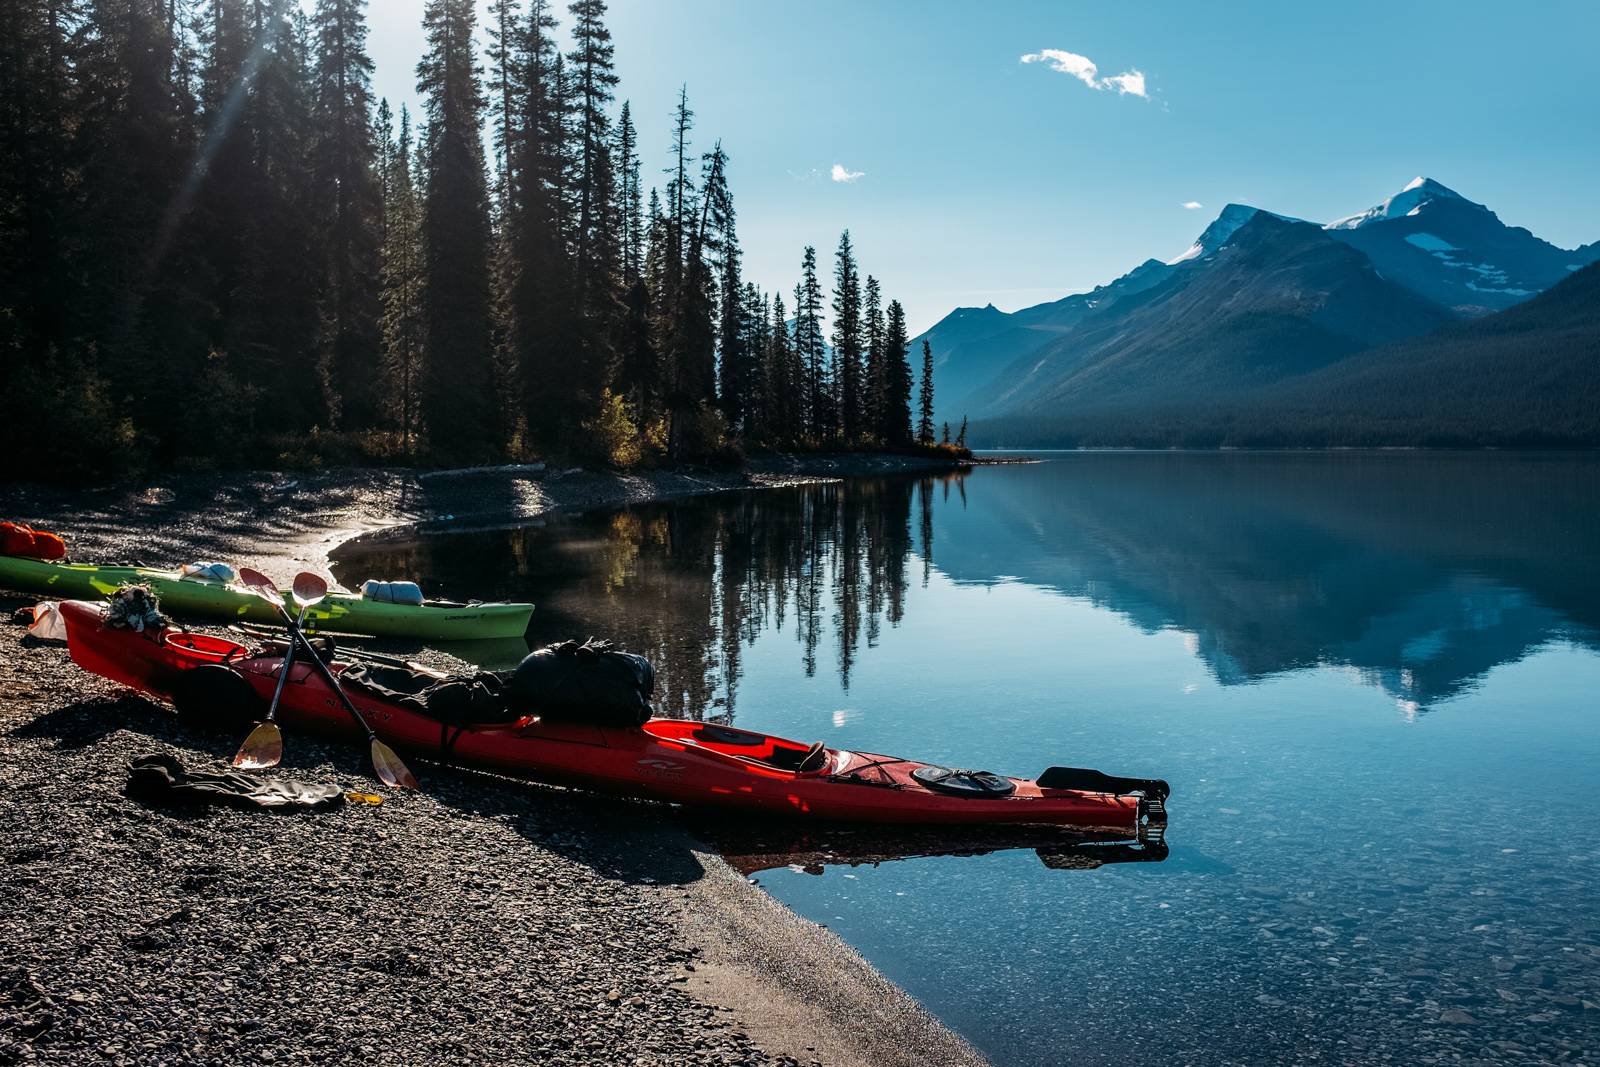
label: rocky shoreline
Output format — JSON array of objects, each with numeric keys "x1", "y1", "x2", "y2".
[{"x1": 0, "y1": 456, "x2": 989, "y2": 1067}]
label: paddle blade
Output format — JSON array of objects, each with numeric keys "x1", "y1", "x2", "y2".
[
  {"x1": 291, "y1": 571, "x2": 328, "y2": 609},
  {"x1": 370, "y1": 740, "x2": 418, "y2": 790},
  {"x1": 237, "y1": 567, "x2": 285, "y2": 608},
  {"x1": 233, "y1": 721, "x2": 284, "y2": 770}
]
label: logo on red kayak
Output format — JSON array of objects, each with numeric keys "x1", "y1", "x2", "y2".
[{"x1": 636, "y1": 757, "x2": 685, "y2": 779}]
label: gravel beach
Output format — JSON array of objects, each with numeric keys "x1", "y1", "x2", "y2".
[{"x1": 0, "y1": 458, "x2": 987, "y2": 1067}]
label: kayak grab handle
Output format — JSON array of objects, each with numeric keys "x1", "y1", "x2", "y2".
[{"x1": 1036, "y1": 766, "x2": 1171, "y2": 803}]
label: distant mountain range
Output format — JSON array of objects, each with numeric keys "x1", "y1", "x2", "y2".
[{"x1": 917, "y1": 178, "x2": 1600, "y2": 446}]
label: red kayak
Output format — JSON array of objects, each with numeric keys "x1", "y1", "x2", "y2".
[{"x1": 59, "y1": 600, "x2": 1168, "y2": 829}]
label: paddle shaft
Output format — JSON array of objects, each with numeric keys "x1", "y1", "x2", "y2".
[
  {"x1": 258, "y1": 599, "x2": 383, "y2": 744},
  {"x1": 262, "y1": 604, "x2": 310, "y2": 723}
]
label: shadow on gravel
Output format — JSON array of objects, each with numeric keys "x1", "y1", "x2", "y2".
[
  {"x1": 8, "y1": 695, "x2": 170, "y2": 750},
  {"x1": 13, "y1": 685, "x2": 715, "y2": 890},
  {"x1": 421, "y1": 761, "x2": 712, "y2": 888}
]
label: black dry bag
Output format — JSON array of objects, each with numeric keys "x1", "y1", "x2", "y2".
[{"x1": 503, "y1": 638, "x2": 655, "y2": 727}]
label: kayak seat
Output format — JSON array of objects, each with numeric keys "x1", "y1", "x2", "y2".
[
  {"x1": 797, "y1": 741, "x2": 830, "y2": 774},
  {"x1": 664, "y1": 722, "x2": 828, "y2": 773}
]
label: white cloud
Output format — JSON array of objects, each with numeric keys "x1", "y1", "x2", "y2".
[
  {"x1": 1021, "y1": 49, "x2": 1150, "y2": 99},
  {"x1": 831, "y1": 163, "x2": 865, "y2": 183},
  {"x1": 1021, "y1": 49, "x2": 1101, "y2": 89},
  {"x1": 1102, "y1": 70, "x2": 1146, "y2": 97},
  {"x1": 1182, "y1": 201, "x2": 1203, "y2": 210}
]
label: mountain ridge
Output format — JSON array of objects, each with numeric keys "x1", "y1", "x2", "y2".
[
  {"x1": 969, "y1": 260, "x2": 1600, "y2": 448},
  {"x1": 917, "y1": 177, "x2": 1600, "y2": 435}
]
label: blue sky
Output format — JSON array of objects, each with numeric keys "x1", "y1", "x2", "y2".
[{"x1": 362, "y1": 0, "x2": 1600, "y2": 333}]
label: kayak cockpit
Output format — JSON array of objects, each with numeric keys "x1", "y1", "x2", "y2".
[{"x1": 643, "y1": 720, "x2": 831, "y2": 774}]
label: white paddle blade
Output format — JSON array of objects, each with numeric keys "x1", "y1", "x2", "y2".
[
  {"x1": 291, "y1": 571, "x2": 329, "y2": 609},
  {"x1": 237, "y1": 567, "x2": 285, "y2": 608},
  {"x1": 370, "y1": 740, "x2": 418, "y2": 790},
  {"x1": 233, "y1": 721, "x2": 284, "y2": 770}
]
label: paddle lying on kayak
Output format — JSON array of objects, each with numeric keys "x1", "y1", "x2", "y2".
[
  {"x1": 232, "y1": 572, "x2": 327, "y2": 771},
  {"x1": 0, "y1": 554, "x2": 533, "y2": 640},
  {"x1": 234, "y1": 570, "x2": 418, "y2": 790},
  {"x1": 56, "y1": 599, "x2": 1168, "y2": 828}
]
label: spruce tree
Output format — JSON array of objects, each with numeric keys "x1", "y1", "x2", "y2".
[
  {"x1": 741, "y1": 281, "x2": 768, "y2": 439},
  {"x1": 374, "y1": 96, "x2": 394, "y2": 241},
  {"x1": 764, "y1": 292, "x2": 799, "y2": 444},
  {"x1": 310, "y1": 0, "x2": 383, "y2": 430},
  {"x1": 567, "y1": 0, "x2": 617, "y2": 273},
  {"x1": 917, "y1": 337, "x2": 935, "y2": 445},
  {"x1": 881, "y1": 299, "x2": 913, "y2": 445},
  {"x1": 222, "y1": 1, "x2": 324, "y2": 435},
  {"x1": 830, "y1": 230, "x2": 863, "y2": 443},
  {"x1": 416, "y1": 0, "x2": 497, "y2": 460},
  {"x1": 0, "y1": 0, "x2": 79, "y2": 365},
  {"x1": 380, "y1": 105, "x2": 425, "y2": 453},
  {"x1": 656, "y1": 84, "x2": 695, "y2": 388},
  {"x1": 626, "y1": 185, "x2": 666, "y2": 419},
  {"x1": 668, "y1": 140, "x2": 726, "y2": 453},
  {"x1": 503, "y1": 0, "x2": 576, "y2": 448},
  {"x1": 485, "y1": 0, "x2": 520, "y2": 199},
  {"x1": 566, "y1": 0, "x2": 620, "y2": 411},
  {"x1": 717, "y1": 214, "x2": 746, "y2": 430},
  {"x1": 615, "y1": 100, "x2": 643, "y2": 283},
  {"x1": 793, "y1": 245, "x2": 827, "y2": 439},
  {"x1": 862, "y1": 275, "x2": 884, "y2": 442}
]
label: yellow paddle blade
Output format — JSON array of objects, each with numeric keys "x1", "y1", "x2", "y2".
[
  {"x1": 370, "y1": 740, "x2": 418, "y2": 790},
  {"x1": 233, "y1": 721, "x2": 284, "y2": 770}
]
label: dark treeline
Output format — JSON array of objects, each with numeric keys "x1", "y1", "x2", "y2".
[{"x1": 0, "y1": 0, "x2": 932, "y2": 483}]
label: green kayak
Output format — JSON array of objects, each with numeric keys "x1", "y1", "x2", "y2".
[{"x1": 0, "y1": 555, "x2": 533, "y2": 641}]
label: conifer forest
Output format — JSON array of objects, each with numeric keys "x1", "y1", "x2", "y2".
[{"x1": 0, "y1": 0, "x2": 939, "y2": 482}]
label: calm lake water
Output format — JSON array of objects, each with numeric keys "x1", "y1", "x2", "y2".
[{"x1": 333, "y1": 453, "x2": 1600, "y2": 1066}]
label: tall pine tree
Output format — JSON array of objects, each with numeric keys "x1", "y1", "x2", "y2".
[
  {"x1": 566, "y1": 0, "x2": 620, "y2": 412},
  {"x1": 379, "y1": 104, "x2": 425, "y2": 453},
  {"x1": 310, "y1": 0, "x2": 383, "y2": 429},
  {"x1": 830, "y1": 230, "x2": 862, "y2": 443},
  {"x1": 503, "y1": 0, "x2": 576, "y2": 448},
  {"x1": 862, "y1": 275, "x2": 885, "y2": 443},
  {"x1": 916, "y1": 335, "x2": 935, "y2": 445},
  {"x1": 416, "y1": 0, "x2": 497, "y2": 460},
  {"x1": 881, "y1": 299, "x2": 914, "y2": 445},
  {"x1": 793, "y1": 245, "x2": 827, "y2": 439}
]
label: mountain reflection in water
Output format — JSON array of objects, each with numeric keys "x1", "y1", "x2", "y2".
[{"x1": 332, "y1": 452, "x2": 1599, "y2": 718}]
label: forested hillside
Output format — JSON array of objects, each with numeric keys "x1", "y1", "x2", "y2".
[{"x1": 0, "y1": 0, "x2": 930, "y2": 483}]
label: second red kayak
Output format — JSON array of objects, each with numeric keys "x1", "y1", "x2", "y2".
[{"x1": 59, "y1": 599, "x2": 1169, "y2": 829}]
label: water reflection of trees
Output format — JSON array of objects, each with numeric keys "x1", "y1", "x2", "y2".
[
  {"x1": 636, "y1": 474, "x2": 958, "y2": 722},
  {"x1": 334, "y1": 454, "x2": 1600, "y2": 722},
  {"x1": 370, "y1": 473, "x2": 964, "y2": 723}
]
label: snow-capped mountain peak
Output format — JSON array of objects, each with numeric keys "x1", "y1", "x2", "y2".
[
  {"x1": 1167, "y1": 204, "x2": 1302, "y2": 265},
  {"x1": 1325, "y1": 177, "x2": 1470, "y2": 230}
]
